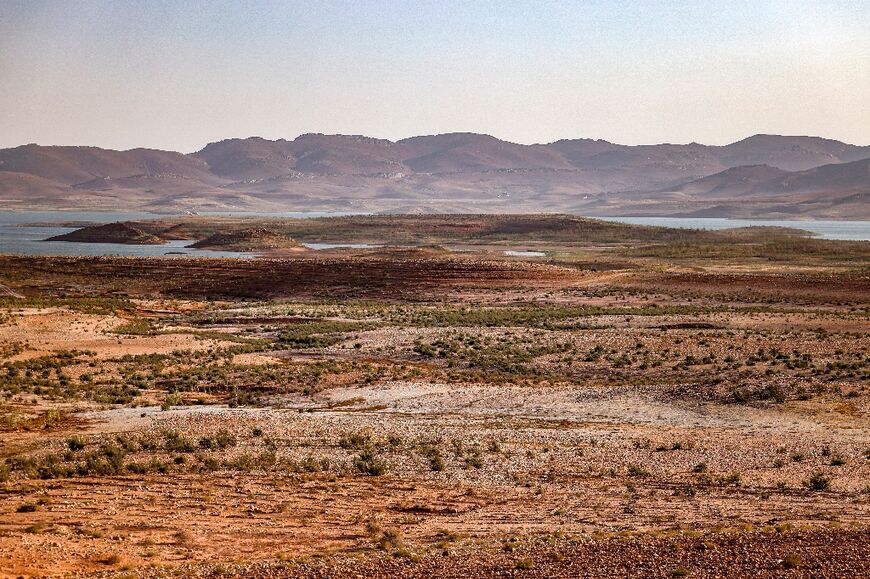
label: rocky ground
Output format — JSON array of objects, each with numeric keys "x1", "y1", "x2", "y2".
[{"x1": 0, "y1": 236, "x2": 867, "y2": 577}]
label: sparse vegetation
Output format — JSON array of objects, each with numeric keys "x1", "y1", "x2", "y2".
[
  {"x1": 353, "y1": 449, "x2": 386, "y2": 476},
  {"x1": 807, "y1": 472, "x2": 831, "y2": 491},
  {"x1": 0, "y1": 216, "x2": 867, "y2": 577}
]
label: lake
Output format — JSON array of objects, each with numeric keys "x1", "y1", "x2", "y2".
[
  {"x1": 0, "y1": 210, "x2": 383, "y2": 257},
  {"x1": 1, "y1": 211, "x2": 867, "y2": 257}
]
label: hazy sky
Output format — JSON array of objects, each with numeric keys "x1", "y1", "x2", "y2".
[{"x1": 1, "y1": 0, "x2": 868, "y2": 151}]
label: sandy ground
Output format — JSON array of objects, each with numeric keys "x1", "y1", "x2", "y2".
[{"x1": 0, "y1": 308, "x2": 230, "y2": 361}]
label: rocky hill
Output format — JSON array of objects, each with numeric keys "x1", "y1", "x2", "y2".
[
  {"x1": 46, "y1": 222, "x2": 165, "y2": 245},
  {"x1": 188, "y1": 228, "x2": 302, "y2": 251}
]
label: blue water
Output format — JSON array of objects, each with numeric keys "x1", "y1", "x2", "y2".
[
  {"x1": 0, "y1": 210, "x2": 361, "y2": 257},
  {"x1": 0, "y1": 224, "x2": 254, "y2": 258},
  {"x1": 596, "y1": 217, "x2": 870, "y2": 241}
]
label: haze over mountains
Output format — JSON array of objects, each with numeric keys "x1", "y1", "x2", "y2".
[{"x1": 1, "y1": 133, "x2": 868, "y2": 218}]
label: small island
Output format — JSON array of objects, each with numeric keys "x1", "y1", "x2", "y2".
[
  {"x1": 45, "y1": 222, "x2": 165, "y2": 245},
  {"x1": 188, "y1": 227, "x2": 303, "y2": 251}
]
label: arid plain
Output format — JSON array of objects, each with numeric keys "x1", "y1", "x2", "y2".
[{"x1": 0, "y1": 215, "x2": 868, "y2": 577}]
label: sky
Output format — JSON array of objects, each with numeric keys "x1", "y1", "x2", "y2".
[{"x1": 1, "y1": 0, "x2": 868, "y2": 152}]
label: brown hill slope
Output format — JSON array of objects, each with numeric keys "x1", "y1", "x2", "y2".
[
  {"x1": 661, "y1": 165, "x2": 791, "y2": 198},
  {"x1": 577, "y1": 157, "x2": 870, "y2": 219},
  {"x1": 662, "y1": 158, "x2": 870, "y2": 199},
  {"x1": 765, "y1": 156, "x2": 870, "y2": 193},
  {"x1": 0, "y1": 144, "x2": 219, "y2": 185},
  {"x1": 1, "y1": 134, "x2": 868, "y2": 217},
  {"x1": 719, "y1": 134, "x2": 870, "y2": 171}
]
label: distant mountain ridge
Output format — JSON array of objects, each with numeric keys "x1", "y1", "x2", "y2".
[
  {"x1": 666, "y1": 157, "x2": 870, "y2": 199},
  {"x1": 1, "y1": 133, "x2": 868, "y2": 218}
]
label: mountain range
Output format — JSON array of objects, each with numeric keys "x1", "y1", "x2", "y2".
[{"x1": 1, "y1": 133, "x2": 868, "y2": 218}]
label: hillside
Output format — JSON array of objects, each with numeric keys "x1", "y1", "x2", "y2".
[
  {"x1": 46, "y1": 222, "x2": 165, "y2": 245},
  {"x1": 1, "y1": 134, "x2": 868, "y2": 218},
  {"x1": 188, "y1": 228, "x2": 303, "y2": 251},
  {"x1": 718, "y1": 134, "x2": 870, "y2": 171},
  {"x1": 660, "y1": 165, "x2": 790, "y2": 198},
  {"x1": 591, "y1": 157, "x2": 868, "y2": 219}
]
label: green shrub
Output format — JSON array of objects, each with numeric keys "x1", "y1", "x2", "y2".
[
  {"x1": 339, "y1": 429, "x2": 372, "y2": 450},
  {"x1": 162, "y1": 430, "x2": 195, "y2": 453},
  {"x1": 354, "y1": 449, "x2": 386, "y2": 476},
  {"x1": 627, "y1": 464, "x2": 649, "y2": 477},
  {"x1": 782, "y1": 554, "x2": 801, "y2": 569},
  {"x1": 67, "y1": 436, "x2": 86, "y2": 451},
  {"x1": 807, "y1": 472, "x2": 830, "y2": 491}
]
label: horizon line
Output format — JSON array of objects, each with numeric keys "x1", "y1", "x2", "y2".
[{"x1": 6, "y1": 131, "x2": 869, "y2": 155}]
